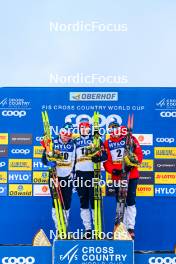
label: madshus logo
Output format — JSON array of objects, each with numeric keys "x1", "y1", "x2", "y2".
[{"x1": 70, "y1": 92, "x2": 118, "y2": 101}]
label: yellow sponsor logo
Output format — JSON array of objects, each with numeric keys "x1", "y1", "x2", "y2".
[
  {"x1": 0, "y1": 133, "x2": 8, "y2": 145},
  {"x1": 139, "y1": 159, "x2": 153, "y2": 171},
  {"x1": 154, "y1": 147, "x2": 176, "y2": 159},
  {"x1": 9, "y1": 159, "x2": 32, "y2": 171},
  {"x1": 137, "y1": 185, "x2": 154, "y2": 196},
  {"x1": 0, "y1": 172, "x2": 7, "y2": 183},
  {"x1": 33, "y1": 171, "x2": 49, "y2": 183},
  {"x1": 9, "y1": 184, "x2": 32, "y2": 196},
  {"x1": 155, "y1": 172, "x2": 176, "y2": 184},
  {"x1": 33, "y1": 146, "x2": 44, "y2": 158}
]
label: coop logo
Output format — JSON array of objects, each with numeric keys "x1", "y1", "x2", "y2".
[
  {"x1": 160, "y1": 112, "x2": 176, "y2": 118},
  {"x1": 11, "y1": 149, "x2": 31, "y2": 155},
  {"x1": 2, "y1": 110, "x2": 26, "y2": 118},
  {"x1": 59, "y1": 244, "x2": 79, "y2": 263},
  {"x1": 149, "y1": 257, "x2": 176, "y2": 264},
  {"x1": 0, "y1": 184, "x2": 7, "y2": 196},
  {"x1": 156, "y1": 138, "x2": 174, "y2": 144},
  {"x1": 142, "y1": 150, "x2": 151, "y2": 156},
  {"x1": 70, "y1": 92, "x2": 118, "y2": 101},
  {"x1": 2, "y1": 256, "x2": 35, "y2": 264},
  {"x1": 0, "y1": 162, "x2": 6, "y2": 168}
]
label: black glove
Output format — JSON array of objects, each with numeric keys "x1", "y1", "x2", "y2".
[
  {"x1": 91, "y1": 155, "x2": 101, "y2": 163},
  {"x1": 112, "y1": 169, "x2": 122, "y2": 176},
  {"x1": 124, "y1": 165, "x2": 133, "y2": 173}
]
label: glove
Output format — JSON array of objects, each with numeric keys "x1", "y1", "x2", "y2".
[
  {"x1": 92, "y1": 155, "x2": 101, "y2": 163},
  {"x1": 112, "y1": 169, "x2": 122, "y2": 176},
  {"x1": 124, "y1": 153, "x2": 139, "y2": 167}
]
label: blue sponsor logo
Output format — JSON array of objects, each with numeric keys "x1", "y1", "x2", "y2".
[
  {"x1": 9, "y1": 146, "x2": 32, "y2": 157},
  {"x1": 0, "y1": 159, "x2": 8, "y2": 171},
  {"x1": 33, "y1": 159, "x2": 48, "y2": 171},
  {"x1": 155, "y1": 185, "x2": 176, "y2": 197},
  {"x1": 8, "y1": 171, "x2": 32, "y2": 183},
  {"x1": 54, "y1": 240, "x2": 133, "y2": 264},
  {"x1": 0, "y1": 184, "x2": 7, "y2": 196}
]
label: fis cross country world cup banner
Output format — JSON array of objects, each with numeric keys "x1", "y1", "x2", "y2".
[{"x1": 0, "y1": 87, "x2": 176, "y2": 251}]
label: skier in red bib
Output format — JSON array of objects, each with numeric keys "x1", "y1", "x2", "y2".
[{"x1": 103, "y1": 119, "x2": 143, "y2": 239}]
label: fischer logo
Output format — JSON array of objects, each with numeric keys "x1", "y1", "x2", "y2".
[
  {"x1": 2, "y1": 110, "x2": 26, "y2": 118},
  {"x1": 160, "y1": 112, "x2": 176, "y2": 118},
  {"x1": 156, "y1": 138, "x2": 174, "y2": 144},
  {"x1": 149, "y1": 256, "x2": 176, "y2": 264},
  {"x1": 0, "y1": 162, "x2": 6, "y2": 168},
  {"x1": 2, "y1": 256, "x2": 35, "y2": 264},
  {"x1": 11, "y1": 149, "x2": 30, "y2": 155}
]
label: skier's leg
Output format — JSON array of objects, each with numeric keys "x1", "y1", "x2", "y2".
[{"x1": 126, "y1": 178, "x2": 138, "y2": 239}]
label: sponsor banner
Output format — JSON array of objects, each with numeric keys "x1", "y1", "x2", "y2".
[
  {"x1": 9, "y1": 159, "x2": 32, "y2": 171},
  {"x1": 0, "y1": 184, "x2": 7, "y2": 196},
  {"x1": 133, "y1": 134, "x2": 153, "y2": 146},
  {"x1": 1, "y1": 110, "x2": 27, "y2": 118},
  {"x1": 69, "y1": 92, "x2": 118, "y2": 101},
  {"x1": 33, "y1": 184, "x2": 50, "y2": 196},
  {"x1": 8, "y1": 171, "x2": 32, "y2": 183},
  {"x1": 0, "y1": 246, "x2": 51, "y2": 264},
  {"x1": 155, "y1": 185, "x2": 176, "y2": 197},
  {"x1": 155, "y1": 137, "x2": 175, "y2": 145},
  {"x1": 154, "y1": 159, "x2": 176, "y2": 172},
  {"x1": 135, "y1": 254, "x2": 176, "y2": 264},
  {"x1": 155, "y1": 172, "x2": 176, "y2": 184},
  {"x1": 139, "y1": 160, "x2": 153, "y2": 171},
  {"x1": 138, "y1": 172, "x2": 154, "y2": 184},
  {"x1": 33, "y1": 159, "x2": 49, "y2": 171},
  {"x1": 0, "y1": 146, "x2": 8, "y2": 157},
  {"x1": 142, "y1": 148, "x2": 153, "y2": 158},
  {"x1": 54, "y1": 240, "x2": 134, "y2": 264},
  {"x1": 0, "y1": 172, "x2": 7, "y2": 183},
  {"x1": 9, "y1": 184, "x2": 32, "y2": 196},
  {"x1": 0, "y1": 133, "x2": 8, "y2": 145},
  {"x1": 0, "y1": 159, "x2": 8, "y2": 171},
  {"x1": 10, "y1": 134, "x2": 32, "y2": 145},
  {"x1": 33, "y1": 171, "x2": 49, "y2": 183},
  {"x1": 0, "y1": 97, "x2": 31, "y2": 109},
  {"x1": 9, "y1": 146, "x2": 32, "y2": 157},
  {"x1": 33, "y1": 146, "x2": 44, "y2": 158},
  {"x1": 154, "y1": 147, "x2": 176, "y2": 159},
  {"x1": 136, "y1": 185, "x2": 154, "y2": 196}
]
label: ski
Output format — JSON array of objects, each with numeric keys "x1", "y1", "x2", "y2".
[
  {"x1": 93, "y1": 111, "x2": 103, "y2": 240},
  {"x1": 113, "y1": 114, "x2": 134, "y2": 240},
  {"x1": 41, "y1": 111, "x2": 67, "y2": 240}
]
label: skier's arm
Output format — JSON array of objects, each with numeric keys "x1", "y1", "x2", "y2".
[
  {"x1": 132, "y1": 136, "x2": 143, "y2": 164},
  {"x1": 41, "y1": 149, "x2": 56, "y2": 168},
  {"x1": 91, "y1": 140, "x2": 107, "y2": 163}
]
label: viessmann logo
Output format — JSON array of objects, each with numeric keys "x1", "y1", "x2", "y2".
[{"x1": 69, "y1": 92, "x2": 118, "y2": 101}]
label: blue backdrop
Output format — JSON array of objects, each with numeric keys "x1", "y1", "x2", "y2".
[{"x1": 0, "y1": 87, "x2": 175, "y2": 250}]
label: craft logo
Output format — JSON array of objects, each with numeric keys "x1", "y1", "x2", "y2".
[
  {"x1": 33, "y1": 171, "x2": 49, "y2": 183},
  {"x1": 154, "y1": 159, "x2": 176, "y2": 172},
  {"x1": 33, "y1": 184, "x2": 50, "y2": 196},
  {"x1": 9, "y1": 184, "x2": 32, "y2": 196},
  {"x1": 55, "y1": 242, "x2": 133, "y2": 264},
  {"x1": 155, "y1": 185, "x2": 176, "y2": 197},
  {"x1": 136, "y1": 185, "x2": 154, "y2": 196},
  {"x1": 10, "y1": 134, "x2": 32, "y2": 145},
  {"x1": 0, "y1": 172, "x2": 7, "y2": 183},
  {"x1": 154, "y1": 147, "x2": 176, "y2": 159},
  {"x1": 0, "y1": 184, "x2": 7, "y2": 196},
  {"x1": 0, "y1": 97, "x2": 31, "y2": 109},
  {"x1": 0, "y1": 146, "x2": 8, "y2": 157},
  {"x1": 69, "y1": 92, "x2": 118, "y2": 101},
  {"x1": 9, "y1": 159, "x2": 32, "y2": 171},
  {"x1": 33, "y1": 146, "x2": 44, "y2": 158},
  {"x1": 133, "y1": 134, "x2": 153, "y2": 146},
  {"x1": 8, "y1": 172, "x2": 32, "y2": 183},
  {"x1": 155, "y1": 172, "x2": 176, "y2": 184},
  {"x1": 0, "y1": 133, "x2": 8, "y2": 145},
  {"x1": 139, "y1": 160, "x2": 153, "y2": 171}
]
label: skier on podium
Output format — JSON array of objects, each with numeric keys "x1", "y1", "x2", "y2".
[{"x1": 103, "y1": 118, "x2": 143, "y2": 239}]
